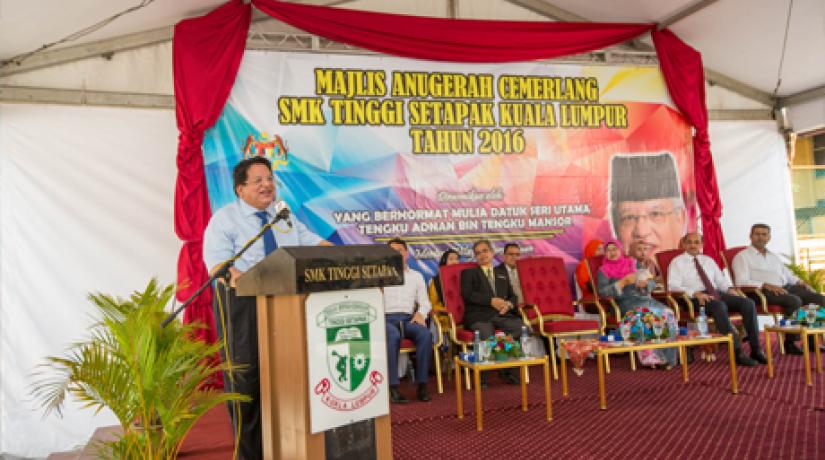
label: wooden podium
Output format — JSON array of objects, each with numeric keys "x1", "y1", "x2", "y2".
[{"x1": 236, "y1": 245, "x2": 403, "y2": 460}]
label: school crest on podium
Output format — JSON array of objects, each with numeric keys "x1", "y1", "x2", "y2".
[
  {"x1": 306, "y1": 289, "x2": 389, "y2": 433},
  {"x1": 321, "y1": 303, "x2": 374, "y2": 391}
]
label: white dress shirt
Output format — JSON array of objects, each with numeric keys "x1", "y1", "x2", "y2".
[
  {"x1": 383, "y1": 267, "x2": 432, "y2": 317},
  {"x1": 667, "y1": 252, "x2": 732, "y2": 297},
  {"x1": 203, "y1": 199, "x2": 324, "y2": 272},
  {"x1": 504, "y1": 265, "x2": 524, "y2": 305},
  {"x1": 730, "y1": 245, "x2": 799, "y2": 287}
]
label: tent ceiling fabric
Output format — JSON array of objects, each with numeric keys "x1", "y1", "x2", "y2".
[{"x1": 0, "y1": 0, "x2": 822, "y2": 100}]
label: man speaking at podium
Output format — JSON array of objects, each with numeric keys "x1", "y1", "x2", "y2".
[{"x1": 203, "y1": 157, "x2": 331, "y2": 460}]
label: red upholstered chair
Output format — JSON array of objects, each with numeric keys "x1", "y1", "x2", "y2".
[
  {"x1": 580, "y1": 255, "x2": 622, "y2": 330},
  {"x1": 517, "y1": 256, "x2": 601, "y2": 379},
  {"x1": 722, "y1": 246, "x2": 786, "y2": 354},
  {"x1": 435, "y1": 262, "x2": 477, "y2": 388}
]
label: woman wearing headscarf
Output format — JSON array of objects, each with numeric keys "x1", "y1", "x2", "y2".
[
  {"x1": 597, "y1": 239, "x2": 678, "y2": 368},
  {"x1": 575, "y1": 239, "x2": 604, "y2": 295}
]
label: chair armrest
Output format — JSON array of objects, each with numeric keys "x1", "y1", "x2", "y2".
[
  {"x1": 517, "y1": 303, "x2": 539, "y2": 329},
  {"x1": 429, "y1": 311, "x2": 444, "y2": 348},
  {"x1": 668, "y1": 291, "x2": 695, "y2": 320},
  {"x1": 605, "y1": 297, "x2": 622, "y2": 325},
  {"x1": 658, "y1": 294, "x2": 681, "y2": 322},
  {"x1": 737, "y1": 286, "x2": 769, "y2": 314},
  {"x1": 433, "y1": 310, "x2": 464, "y2": 345},
  {"x1": 650, "y1": 291, "x2": 670, "y2": 314},
  {"x1": 582, "y1": 300, "x2": 608, "y2": 335}
]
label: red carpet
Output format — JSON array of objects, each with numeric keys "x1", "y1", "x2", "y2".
[{"x1": 176, "y1": 340, "x2": 824, "y2": 459}]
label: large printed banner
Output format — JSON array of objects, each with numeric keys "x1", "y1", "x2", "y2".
[{"x1": 203, "y1": 51, "x2": 697, "y2": 277}]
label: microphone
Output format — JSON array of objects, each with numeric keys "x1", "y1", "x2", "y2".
[{"x1": 272, "y1": 200, "x2": 293, "y2": 228}]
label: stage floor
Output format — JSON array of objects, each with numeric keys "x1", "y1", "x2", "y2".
[{"x1": 52, "y1": 339, "x2": 825, "y2": 459}]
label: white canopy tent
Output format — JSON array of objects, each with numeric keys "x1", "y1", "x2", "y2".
[{"x1": 0, "y1": 0, "x2": 821, "y2": 457}]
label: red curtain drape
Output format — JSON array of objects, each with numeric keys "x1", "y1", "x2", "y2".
[
  {"x1": 652, "y1": 28, "x2": 725, "y2": 263},
  {"x1": 172, "y1": 0, "x2": 726, "y2": 366},
  {"x1": 252, "y1": 0, "x2": 652, "y2": 62},
  {"x1": 173, "y1": 0, "x2": 250, "y2": 389}
]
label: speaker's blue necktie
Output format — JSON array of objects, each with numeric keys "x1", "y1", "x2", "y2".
[{"x1": 255, "y1": 211, "x2": 278, "y2": 256}]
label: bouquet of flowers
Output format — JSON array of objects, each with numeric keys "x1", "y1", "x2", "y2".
[
  {"x1": 485, "y1": 331, "x2": 523, "y2": 361},
  {"x1": 620, "y1": 307, "x2": 669, "y2": 341},
  {"x1": 795, "y1": 304, "x2": 825, "y2": 325}
]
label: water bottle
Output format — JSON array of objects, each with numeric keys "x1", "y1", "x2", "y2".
[
  {"x1": 473, "y1": 330, "x2": 481, "y2": 361},
  {"x1": 520, "y1": 325, "x2": 531, "y2": 357},
  {"x1": 697, "y1": 306, "x2": 709, "y2": 337},
  {"x1": 806, "y1": 303, "x2": 818, "y2": 326}
]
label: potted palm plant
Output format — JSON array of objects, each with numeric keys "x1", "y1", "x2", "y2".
[
  {"x1": 786, "y1": 257, "x2": 825, "y2": 293},
  {"x1": 31, "y1": 279, "x2": 247, "y2": 459}
]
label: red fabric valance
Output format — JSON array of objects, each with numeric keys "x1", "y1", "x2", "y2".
[
  {"x1": 172, "y1": 0, "x2": 726, "y2": 371},
  {"x1": 253, "y1": 0, "x2": 652, "y2": 62}
]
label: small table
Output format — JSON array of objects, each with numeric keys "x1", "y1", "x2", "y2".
[
  {"x1": 453, "y1": 355, "x2": 552, "y2": 431},
  {"x1": 764, "y1": 324, "x2": 825, "y2": 386},
  {"x1": 559, "y1": 334, "x2": 738, "y2": 410}
]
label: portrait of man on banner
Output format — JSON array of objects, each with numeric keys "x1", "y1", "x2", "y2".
[{"x1": 608, "y1": 152, "x2": 687, "y2": 255}]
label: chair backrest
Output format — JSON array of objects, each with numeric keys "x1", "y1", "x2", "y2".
[
  {"x1": 585, "y1": 255, "x2": 605, "y2": 299},
  {"x1": 517, "y1": 256, "x2": 574, "y2": 316},
  {"x1": 721, "y1": 246, "x2": 746, "y2": 285},
  {"x1": 655, "y1": 248, "x2": 684, "y2": 292},
  {"x1": 438, "y1": 262, "x2": 476, "y2": 325}
]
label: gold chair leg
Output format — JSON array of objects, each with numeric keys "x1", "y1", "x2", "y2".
[
  {"x1": 548, "y1": 336, "x2": 559, "y2": 380},
  {"x1": 629, "y1": 351, "x2": 636, "y2": 371},
  {"x1": 433, "y1": 345, "x2": 443, "y2": 394},
  {"x1": 779, "y1": 332, "x2": 785, "y2": 355},
  {"x1": 604, "y1": 353, "x2": 611, "y2": 374},
  {"x1": 446, "y1": 341, "x2": 454, "y2": 380}
]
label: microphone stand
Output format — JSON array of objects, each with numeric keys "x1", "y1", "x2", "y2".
[{"x1": 161, "y1": 213, "x2": 287, "y2": 328}]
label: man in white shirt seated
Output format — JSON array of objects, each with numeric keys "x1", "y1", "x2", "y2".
[
  {"x1": 384, "y1": 238, "x2": 432, "y2": 403},
  {"x1": 496, "y1": 243, "x2": 524, "y2": 306},
  {"x1": 668, "y1": 232, "x2": 765, "y2": 366},
  {"x1": 732, "y1": 223, "x2": 825, "y2": 354}
]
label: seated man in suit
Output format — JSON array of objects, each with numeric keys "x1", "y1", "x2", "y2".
[
  {"x1": 461, "y1": 239, "x2": 523, "y2": 384},
  {"x1": 497, "y1": 243, "x2": 524, "y2": 306},
  {"x1": 384, "y1": 238, "x2": 432, "y2": 404},
  {"x1": 667, "y1": 232, "x2": 765, "y2": 366},
  {"x1": 732, "y1": 223, "x2": 825, "y2": 354}
]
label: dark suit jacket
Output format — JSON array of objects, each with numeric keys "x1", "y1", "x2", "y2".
[
  {"x1": 494, "y1": 263, "x2": 519, "y2": 300},
  {"x1": 460, "y1": 265, "x2": 518, "y2": 328}
]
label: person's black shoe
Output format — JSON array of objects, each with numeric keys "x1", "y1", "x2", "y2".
[
  {"x1": 750, "y1": 351, "x2": 768, "y2": 365},
  {"x1": 389, "y1": 386, "x2": 409, "y2": 404},
  {"x1": 734, "y1": 352, "x2": 758, "y2": 367},
  {"x1": 785, "y1": 341, "x2": 804, "y2": 355},
  {"x1": 416, "y1": 384, "x2": 431, "y2": 402}
]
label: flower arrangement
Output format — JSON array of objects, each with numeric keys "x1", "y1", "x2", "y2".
[
  {"x1": 795, "y1": 304, "x2": 825, "y2": 324},
  {"x1": 620, "y1": 307, "x2": 670, "y2": 341},
  {"x1": 485, "y1": 331, "x2": 523, "y2": 360}
]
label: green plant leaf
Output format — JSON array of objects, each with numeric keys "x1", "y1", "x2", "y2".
[{"x1": 31, "y1": 278, "x2": 248, "y2": 459}]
